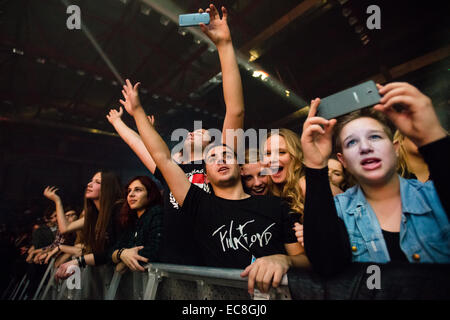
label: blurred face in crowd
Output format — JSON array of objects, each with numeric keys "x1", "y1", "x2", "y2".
[
  {"x1": 263, "y1": 134, "x2": 292, "y2": 184},
  {"x1": 241, "y1": 162, "x2": 268, "y2": 195},
  {"x1": 337, "y1": 117, "x2": 397, "y2": 186},
  {"x1": 127, "y1": 179, "x2": 149, "y2": 211},
  {"x1": 205, "y1": 145, "x2": 241, "y2": 188},
  {"x1": 47, "y1": 211, "x2": 57, "y2": 227},
  {"x1": 65, "y1": 210, "x2": 78, "y2": 223},
  {"x1": 184, "y1": 129, "x2": 211, "y2": 151},
  {"x1": 328, "y1": 159, "x2": 344, "y2": 188},
  {"x1": 85, "y1": 172, "x2": 101, "y2": 200}
]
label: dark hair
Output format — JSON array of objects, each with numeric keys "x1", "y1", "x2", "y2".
[
  {"x1": 43, "y1": 203, "x2": 56, "y2": 221},
  {"x1": 202, "y1": 143, "x2": 238, "y2": 173},
  {"x1": 333, "y1": 108, "x2": 394, "y2": 153},
  {"x1": 82, "y1": 171, "x2": 123, "y2": 253},
  {"x1": 119, "y1": 176, "x2": 162, "y2": 228}
]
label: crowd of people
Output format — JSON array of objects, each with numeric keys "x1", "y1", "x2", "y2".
[{"x1": 2, "y1": 4, "x2": 449, "y2": 299}]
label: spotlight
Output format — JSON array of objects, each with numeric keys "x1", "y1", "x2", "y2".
[
  {"x1": 348, "y1": 16, "x2": 358, "y2": 26},
  {"x1": 342, "y1": 8, "x2": 352, "y2": 17},
  {"x1": 12, "y1": 48, "x2": 24, "y2": 55},
  {"x1": 354, "y1": 24, "x2": 364, "y2": 34},
  {"x1": 140, "y1": 3, "x2": 151, "y2": 15},
  {"x1": 160, "y1": 16, "x2": 170, "y2": 26}
]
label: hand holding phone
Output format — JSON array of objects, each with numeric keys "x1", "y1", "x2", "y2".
[
  {"x1": 179, "y1": 12, "x2": 210, "y2": 27},
  {"x1": 317, "y1": 80, "x2": 381, "y2": 120}
]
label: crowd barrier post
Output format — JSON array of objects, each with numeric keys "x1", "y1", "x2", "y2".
[
  {"x1": 33, "y1": 258, "x2": 55, "y2": 300},
  {"x1": 10, "y1": 273, "x2": 27, "y2": 300},
  {"x1": 105, "y1": 270, "x2": 122, "y2": 300}
]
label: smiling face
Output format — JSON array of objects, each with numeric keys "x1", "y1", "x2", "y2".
[
  {"x1": 205, "y1": 145, "x2": 241, "y2": 188},
  {"x1": 241, "y1": 162, "x2": 269, "y2": 195},
  {"x1": 85, "y1": 172, "x2": 101, "y2": 200},
  {"x1": 337, "y1": 117, "x2": 397, "y2": 186},
  {"x1": 127, "y1": 179, "x2": 149, "y2": 211},
  {"x1": 263, "y1": 134, "x2": 292, "y2": 184}
]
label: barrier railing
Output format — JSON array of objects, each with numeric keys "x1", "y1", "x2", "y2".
[{"x1": 6, "y1": 261, "x2": 450, "y2": 300}]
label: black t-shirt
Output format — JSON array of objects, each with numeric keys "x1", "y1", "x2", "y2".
[
  {"x1": 182, "y1": 184, "x2": 300, "y2": 269},
  {"x1": 381, "y1": 230, "x2": 408, "y2": 262},
  {"x1": 154, "y1": 163, "x2": 211, "y2": 265}
]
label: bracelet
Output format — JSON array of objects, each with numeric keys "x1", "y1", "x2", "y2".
[
  {"x1": 117, "y1": 248, "x2": 125, "y2": 262},
  {"x1": 80, "y1": 255, "x2": 87, "y2": 268},
  {"x1": 76, "y1": 256, "x2": 82, "y2": 267}
]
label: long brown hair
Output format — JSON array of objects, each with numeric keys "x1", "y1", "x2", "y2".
[
  {"x1": 82, "y1": 171, "x2": 123, "y2": 253},
  {"x1": 265, "y1": 128, "x2": 305, "y2": 218},
  {"x1": 119, "y1": 176, "x2": 162, "y2": 229}
]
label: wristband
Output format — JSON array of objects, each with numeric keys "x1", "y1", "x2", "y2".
[
  {"x1": 76, "y1": 256, "x2": 82, "y2": 267},
  {"x1": 80, "y1": 255, "x2": 87, "y2": 268},
  {"x1": 117, "y1": 248, "x2": 125, "y2": 262}
]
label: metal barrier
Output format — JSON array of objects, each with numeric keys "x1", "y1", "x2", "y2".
[{"x1": 40, "y1": 263, "x2": 291, "y2": 300}]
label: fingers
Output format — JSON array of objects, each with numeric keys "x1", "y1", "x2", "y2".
[
  {"x1": 221, "y1": 6, "x2": 228, "y2": 20},
  {"x1": 260, "y1": 268, "x2": 273, "y2": 293},
  {"x1": 210, "y1": 4, "x2": 219, "y2": 20},
  {"x1": 307, "y1": 98, "x2": 321, "y2": 118},
  {"x1": 246, "y1": 264, "x2": 258, "y2": 294},
  {"x1": 198, "y1": 8, "x2": 203, "y2": 13}
]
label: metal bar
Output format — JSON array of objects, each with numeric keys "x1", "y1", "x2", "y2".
[{"x1": 32, "y1": 258, "x2": 55, "y2": 300}]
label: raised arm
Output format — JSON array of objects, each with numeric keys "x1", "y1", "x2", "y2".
[
  {"x1": 200, "y1": 4, "x2": 244, "y2": 147},
  {"x1": 43, "y1": 186, "x2": 84, "y2": 234},
  {"x1": 120, "y1": 79, "x2": 191, "y2": 206},
  {"x1": 374, "y1": 82, "x2": 449, "y2": 217},
  {"x1": 106, "y1": 107, "x2": 157, "y2": 174},
  {"x1": 300, "y1": 99, "x2": 352, "y2": 276}
]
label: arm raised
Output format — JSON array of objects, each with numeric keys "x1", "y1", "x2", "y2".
[{"x1": 120, "y1": 79, "x2": 191, "y2": 206}]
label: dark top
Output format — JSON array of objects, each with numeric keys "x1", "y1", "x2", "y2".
[
  {"x1": 154, "y1": 163, "x2": 211, "y2": 266},
  {"x1": 31, "y1": 225, "x2": 55, "y2": 249},
  {"x1": 182, "y1": 184, "x2": 300, "y2": 269},
  {"x1": 110, "y1": 205, "x2": 164, "y2": 264},
  {"x1": 303, "y1": 136, "x2": 449, "y2": 276},
  {"x1": 92, "y1": 203, "x2": 124, "y2": 265},
  {"x1": 381, "y1": 230, "x2": 408, "y2": 262}
]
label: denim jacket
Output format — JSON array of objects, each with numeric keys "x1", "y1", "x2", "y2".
[{"x1": 334, "y1": 176, "x2": 450, "y2": 263}]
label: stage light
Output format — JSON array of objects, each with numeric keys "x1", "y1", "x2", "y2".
[
  {"x1": 252, "y1": 70, "x2": 269, "y2": 80},
  {"x1": 140, "y1": 3, "x2": 151, "y2": 15},
  {"x1": 348, "y1": 16, "x2": 358, "y2": 26},
  {"x1": 342, "y1": 8, "x2": 352, "y2": 17},
  {"x1": 160, "y1": 16, "x2": 170, "y2": 26}
]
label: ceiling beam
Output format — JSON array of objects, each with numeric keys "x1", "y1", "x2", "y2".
[
  {"x1": 270, "y1": 45, "x2": 450, "y2": 128},
  {"x1": 239, "y1": 0, "x2": 323, "y2": 60}
]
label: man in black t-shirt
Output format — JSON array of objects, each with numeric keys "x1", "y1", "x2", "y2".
[
  {"x1": 107, "y1": 6, "x2": 246, "y2": 267},
  {"x1": 128, "y1": 92, "x2": 310, "y2": 293}
]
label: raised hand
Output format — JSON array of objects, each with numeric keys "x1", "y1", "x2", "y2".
[
  {"x1": 300, "y1": 98, "x2": 337, "y2": 169},
  {"x1": 120, "y1": 79, "x2": 142, "y2": 116},
  {"x1": 106, "y1": 107, "x2": 124, "y2": 125},
  {"x1": 199, "y1": 4, "x2": 231, "y2": 47},
  {"x1": 43, "y1": 186, "x2": 61, "y2": 203},
  {"x1": 374, "y1": 82, "x2": 446, "y2": 147}
]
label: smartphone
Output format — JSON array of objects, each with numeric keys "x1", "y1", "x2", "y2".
[
  {"x1": 179, "y1": 13, "x2": 210, "y2": 27},
  {"x1": 317, "y1": 80, "x2": 381, "y2": 119}
]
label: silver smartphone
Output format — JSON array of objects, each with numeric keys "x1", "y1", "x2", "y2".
[{"x1": 317, "y1": 80, "x2": 381, "y2": 119}]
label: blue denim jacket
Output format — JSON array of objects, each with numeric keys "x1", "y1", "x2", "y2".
[{"x1": 334, "y1": 176, "x2": 450, "y2": 263}]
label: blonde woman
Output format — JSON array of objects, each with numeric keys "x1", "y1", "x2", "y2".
[{"x1": 262, "y1": 128, "x2": 305, "y2": 218}]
